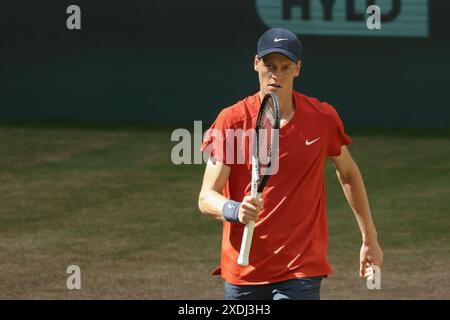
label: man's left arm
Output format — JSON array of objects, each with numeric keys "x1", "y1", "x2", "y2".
[{"x1": 332, "y1": 145, "x2": 384, "y2": 278}]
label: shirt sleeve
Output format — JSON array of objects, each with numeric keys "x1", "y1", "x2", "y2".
[
  {"x1": 200, "y1": 108, "x2": 235, "y2": 166},
  {"x1": 326, "y1": 104, "x2": 352, "y2": 157}
]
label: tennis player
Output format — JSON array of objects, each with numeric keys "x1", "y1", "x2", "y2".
[{"x1": 198, "y1": 27, "x2": 383, "y2": 300}]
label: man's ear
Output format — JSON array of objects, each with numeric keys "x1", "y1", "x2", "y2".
[
  {"x1": 254, "y1": 55, "x2": 260, "y2": 72},
  {"x1": 295, "y1": 60, "x2": 302, "y2": 77}
]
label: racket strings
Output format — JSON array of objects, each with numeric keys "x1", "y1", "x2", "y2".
[{"x1": 256, "y1": 100, "x2": 276, "y2": 174}]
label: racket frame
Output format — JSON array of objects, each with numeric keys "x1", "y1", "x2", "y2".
[{"x1": 237, "y1": 93, "x2": 280, "y2": 266}]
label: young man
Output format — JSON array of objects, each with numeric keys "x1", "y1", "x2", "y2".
[{"x1": 198, "y1": 28, "x2": 383, "y2": 300}]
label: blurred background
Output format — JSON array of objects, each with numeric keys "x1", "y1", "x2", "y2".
[
  {"x1": 1, "y1": 0, "x2": 449, "y2": 127},
  {"x1": 0, "y1": 0, "x2": 449, "y2": 299}
]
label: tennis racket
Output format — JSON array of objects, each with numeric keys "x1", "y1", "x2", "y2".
[{"x1": 237, "y1": 92, "x2": 280, "y2": 266}]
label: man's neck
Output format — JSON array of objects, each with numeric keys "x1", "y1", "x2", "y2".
[
  {"x1": 278, "y1": 91, "x2": 295, "y2": 120},
  {"x1": 259, "y1": 90, "x2": 295, "y2": 120}
]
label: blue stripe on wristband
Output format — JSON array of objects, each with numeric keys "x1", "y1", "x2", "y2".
[{"x1": 222, "y1": 200, "x2": 241, "y2": 222}]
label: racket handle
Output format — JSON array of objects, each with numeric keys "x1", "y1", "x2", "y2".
[
  {"x1": 237, "y1": 221, "x2": 255, "y2": 266},
  {"x1": 237, "y1": 192, "x2": 262, "y2": 266}
]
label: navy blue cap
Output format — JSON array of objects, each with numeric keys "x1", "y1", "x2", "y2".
[{"x1": 257, "y1": 28, "x2": 302, "y2": 62}]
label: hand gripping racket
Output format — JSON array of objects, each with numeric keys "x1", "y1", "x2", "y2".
[{"x1": 237, "y1": 92, "x2": 280, "y2": 266}]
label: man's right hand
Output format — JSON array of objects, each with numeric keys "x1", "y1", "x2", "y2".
[{"x1": 238, "y1": 195, "x2": 264, "y2": 224}]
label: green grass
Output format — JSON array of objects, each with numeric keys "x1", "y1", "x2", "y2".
[{"x1": 0, "y1": 124, "x2": 449, "y2": 299}]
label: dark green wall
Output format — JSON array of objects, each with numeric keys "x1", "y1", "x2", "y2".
[{"x1": 1, "y1": 0, "x2": 449, "y2": 127}]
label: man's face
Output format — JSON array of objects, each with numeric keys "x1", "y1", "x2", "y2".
[{"x1": 254, "y1": 53, "x2": 301, "y2": 96}]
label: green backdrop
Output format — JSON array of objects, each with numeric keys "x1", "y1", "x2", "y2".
[{"x1": 1, "y1": 0, "x2": 449, "y2": 127}]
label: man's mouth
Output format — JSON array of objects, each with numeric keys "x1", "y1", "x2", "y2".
[{"x1": 268, "y1": 83, "x2": 281, "y2": 88}]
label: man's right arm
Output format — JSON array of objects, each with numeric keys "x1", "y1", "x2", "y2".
[
  {"x1": 198, "y1": 158, "x2": 262, "y2": 223},
  {"x1": 198, "y1": 158, "x2": 231, "y2": 220}
]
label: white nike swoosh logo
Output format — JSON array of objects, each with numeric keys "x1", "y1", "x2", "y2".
[
  {"x1": 305, "y1": 137, "x2": 320, "y2": 146},
  {"x1": 227, "y1": 204, "x2": 235, "y2": 209},
  {"x1": 274, "y1": 37, "x2": 288, "y2": 42}
]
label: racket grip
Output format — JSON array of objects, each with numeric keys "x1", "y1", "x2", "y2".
[
  {"x1": 237, "y1": 192, "x2": 262, "y2": 266},
  {"x1": 237, "y1": 221, "x2": 255, "y2": 266}
]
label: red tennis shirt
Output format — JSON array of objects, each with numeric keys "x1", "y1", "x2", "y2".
[{"x1": 201, "y1": 91, "x2": 352, "y2": 285}]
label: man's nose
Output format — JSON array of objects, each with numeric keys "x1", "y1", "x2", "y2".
[{"x1": 271, "y1": 71, "x2": 280, "y2": 80}]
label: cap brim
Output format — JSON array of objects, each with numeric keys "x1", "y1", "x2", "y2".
[{"x1": 258, "y1": 48, "x2": 298, "y2": 62}]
